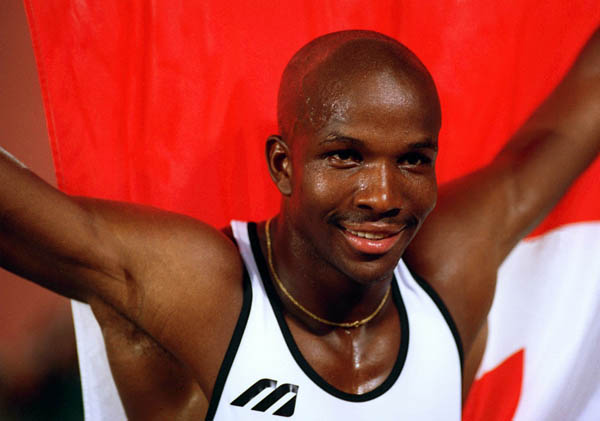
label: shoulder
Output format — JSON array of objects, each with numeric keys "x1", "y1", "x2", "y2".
[
  {"x1": 80, "y1": 198, "x2": 244, "y2": 288},
  {"x1": 83, "y1": 200, "x2": 247, "y2": 372},
  {"x1": 137, "y1": 215, "x2": 248, "y2": 395},
  {"x1": 122, "y1": 210, "x2": 246, "y2": 326}
]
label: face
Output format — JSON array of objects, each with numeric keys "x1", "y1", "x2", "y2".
[{"x1": 281, "y1": 68, "x2": 440, "y2": 284}]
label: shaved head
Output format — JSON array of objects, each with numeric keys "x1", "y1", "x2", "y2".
[
  {"x1": 266, "y1": 30, "x2": 441, "y2": 286},
  {"x1": 277, "y1": 30, "x2": 441, "y2": 141}
]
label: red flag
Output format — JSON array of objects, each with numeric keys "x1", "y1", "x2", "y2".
[{"x1": 25, "y1": 0, "x2": 600, "y2": 230}]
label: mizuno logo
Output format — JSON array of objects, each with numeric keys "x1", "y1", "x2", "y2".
[{"x1": 231, "y1": 378, "x2": 299, "y2": 417}]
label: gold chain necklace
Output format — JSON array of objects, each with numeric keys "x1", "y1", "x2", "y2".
[{"x1": 265, "y1": 218, "x2": 392, "y2": 329}]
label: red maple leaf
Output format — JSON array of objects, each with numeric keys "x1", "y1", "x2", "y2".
[{"x1": 463, "y1": 349, "x2": 524, "y2": 421}]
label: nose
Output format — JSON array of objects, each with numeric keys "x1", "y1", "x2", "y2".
[{"x1": 354, "y1": 162, "x2": 401, "y2": 217}]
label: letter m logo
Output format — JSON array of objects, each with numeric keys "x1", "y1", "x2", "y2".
[{"x1": 231, "y1": 378, "x2": 299, "y2": 417}]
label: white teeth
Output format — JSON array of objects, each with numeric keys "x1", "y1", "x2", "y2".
[{"x1": 346, "y1": 229, "x2": 386, "y2": 240}]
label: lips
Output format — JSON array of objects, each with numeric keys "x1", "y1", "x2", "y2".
[{"x1": 338, "y1": 223, "x2": 404, "y2": 255}]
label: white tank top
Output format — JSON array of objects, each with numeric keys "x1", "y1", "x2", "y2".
[{"x1": 206, "y1": 221, "x2": 463, "y2": 420}]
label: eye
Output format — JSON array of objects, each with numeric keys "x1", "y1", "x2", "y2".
[
  {"x1": 398, "y1": 152, "x2": 432, "y2": 167},
  {"x1": 326, "y1": 149, "x2": 362, "y2": 167}
]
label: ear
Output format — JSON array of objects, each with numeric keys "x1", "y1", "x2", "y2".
[{"x1": 266, "y1": 135, "x2": 292, "y2": 196}]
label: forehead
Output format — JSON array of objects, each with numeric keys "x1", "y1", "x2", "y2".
[{"x1": 299, "y1": 68, "x2": 441, "y2": 146}]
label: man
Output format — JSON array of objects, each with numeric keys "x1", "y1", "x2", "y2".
[{"x1": 1, "y1": 28, "x2": 599, "y2": 419}]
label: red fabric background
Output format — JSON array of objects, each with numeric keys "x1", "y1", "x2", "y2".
[{"x1": 24, "y1": 1, "x2": 600, "y2": 234}]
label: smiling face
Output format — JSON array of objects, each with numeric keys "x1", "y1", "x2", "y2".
[{"x1": 271, "y1": 33, "x2": 441, "y2": 285}]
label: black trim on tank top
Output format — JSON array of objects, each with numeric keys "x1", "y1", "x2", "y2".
[
  {"x1": 247, "y1": 222, "x2": 410, "y2": 402},
  {"x1": 406, "y1": 267, "x2": 465, "y2": 373},
  {"x1": 205, "y1": 265, "x2": 253, "y2": 420}
]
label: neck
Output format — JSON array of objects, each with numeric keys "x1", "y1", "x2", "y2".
[{"x1": 262, "y1": 216, "x2": 394, "y2": 330}]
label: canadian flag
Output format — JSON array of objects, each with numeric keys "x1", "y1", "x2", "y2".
[{"x1": 25, "y1": 1, "x2": 600, "y2": 419}]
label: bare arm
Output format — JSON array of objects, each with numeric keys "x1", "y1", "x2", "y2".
[
  {"x1": 0, "y1": 147, "x2": 244, "y2": 398},
  {"x1": 405, "y1": 27, "x2": 600, "y2": 356},
  {"x1": 0, "y1": 148, "x2": 118, "y2": 302}
]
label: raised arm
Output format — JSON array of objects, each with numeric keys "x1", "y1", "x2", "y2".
[
  {"x1": 404, "y1": 27, "x2": 600, "y2": 358},
  {"x1": 493, "y1": 27, "x2": 600, "y2": 245},
  {"x1": 0, "y1": 144, "x2": 249, "y2": 408},
  {"x1": 0, "y1": 148, "x2": 120, "y2": 302},
  {"x1": 1, "y1": 145, "x2": 242, "y2": 353}
]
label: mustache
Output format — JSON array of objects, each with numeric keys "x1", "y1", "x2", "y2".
[{"x1": 328, "y1": 212, "x2": 419, "y2": 228}]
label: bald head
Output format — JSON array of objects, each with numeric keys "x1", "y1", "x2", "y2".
[{"x1": 277, "y1": 30, "x2": 441, "y2": 141}]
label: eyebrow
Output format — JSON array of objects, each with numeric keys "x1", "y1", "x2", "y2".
[
  {"x1": 320, "y1": 133, "x2": 438, "y2": 151},
  {"x1": 411, "y1": 139, "x2": 438, "y2": 151},
  {"x1": 320, "y1": 133, "x2": 364, "y2": 146}
]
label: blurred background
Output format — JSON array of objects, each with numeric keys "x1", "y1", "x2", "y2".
[{"x1": 0, "y1": 1, "x2": 83, "y2": 419}]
